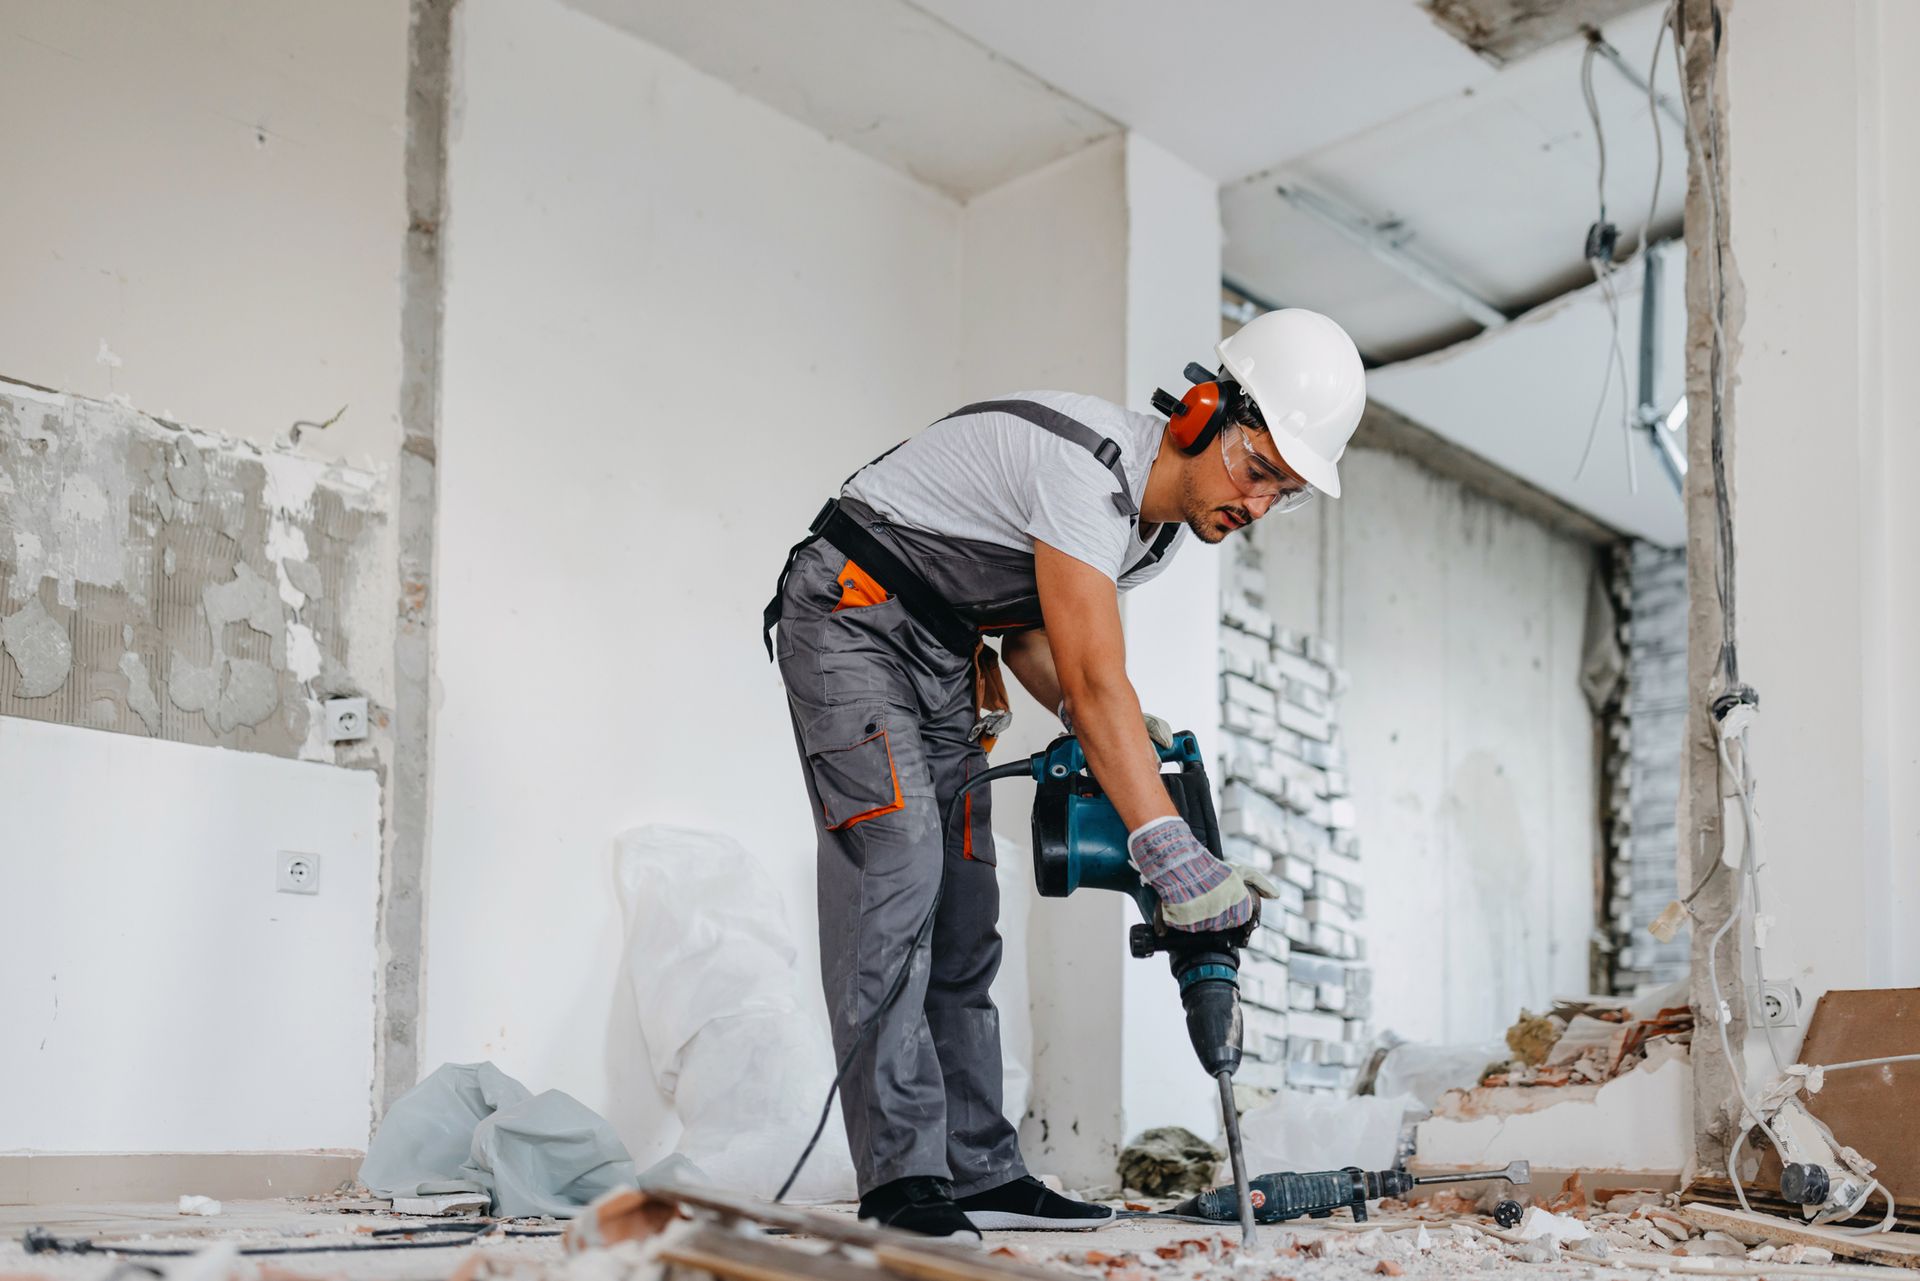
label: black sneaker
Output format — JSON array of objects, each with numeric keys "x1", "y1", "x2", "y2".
[
  {"x1": 858, "y1": 1176, "x2": 982, "y2": 1241},
  {"x1": 954, "y1": 1175, "x2": 1117, "y2": 1231}
]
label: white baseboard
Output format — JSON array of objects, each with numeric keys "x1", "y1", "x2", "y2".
[{"x1": 0, "y1": 1151, "x2": 362, "y2": 1206}]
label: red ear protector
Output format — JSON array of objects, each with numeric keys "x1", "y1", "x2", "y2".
[{"x1": 1152, "y1": 362, "x2": 1243, "y2": 456}]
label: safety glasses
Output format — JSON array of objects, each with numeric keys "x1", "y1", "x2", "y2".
[{"x1": 1220, "y1": 423, "x2": 1318, "y2": 514}]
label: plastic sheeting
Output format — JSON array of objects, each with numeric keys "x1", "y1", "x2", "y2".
[
  {"x1": 1375, "y1": 1042, "x2": 1507, "y2": 1109},
  {"x1": 360, "y1": 1062, "x2": 636, "y2": 1218},
  {"x1": 1238, "y1": 1089, "x2": 1416, "y2": 1173},
  {"x1": 615, "y1": 825, "x2": 857, "y2": 1202}
]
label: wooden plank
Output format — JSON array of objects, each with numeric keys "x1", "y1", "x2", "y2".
[
  {"x1": 1676, "y1": 1202, "x2": 1920, "y2": 1270},
  {"x1": 660, "y1": 1226, "x2": 890, "y2": 1281},
  {"x1": 1687, "y1": 1178, "x2": 1920, "y2": 1233},
  {"x1": 650, "y1": 1186, "x2": 1076, "y2": 1281},
  {"x1": 1752, "y1": 988, "x2": 1920, "y2": 1205}
]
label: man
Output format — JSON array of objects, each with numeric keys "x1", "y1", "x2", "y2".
[{"x1": 765, "y1": 309, "x2": 1366, "y2": 1238}]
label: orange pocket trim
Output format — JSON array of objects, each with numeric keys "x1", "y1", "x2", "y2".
[
  {"x1": 963, "y1": 789, "x2": 974, "y2": 859},
  {"x1": 826, "y1": 730, "x2": 906, "y2": 830},
  {"x1": 832, "y1": 559, "x2": 891, "y2": 611}
]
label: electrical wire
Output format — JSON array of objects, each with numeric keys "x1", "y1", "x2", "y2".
[
  {"x1": 1813, "y1": 1053, "x2": 1920, "y2": 1074},
  {"x1": 773, "y1": 760, "x2": 1030, "y2": 1203}
]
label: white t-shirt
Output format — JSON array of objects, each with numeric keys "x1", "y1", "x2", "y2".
[{"x1": 842, "y1": 391, "x2": 1186, "y2": 587}]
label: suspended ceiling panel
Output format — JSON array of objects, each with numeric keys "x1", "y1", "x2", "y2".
[{"x1": 1365, "y1": 240, "x2": 1687, "y2": 546}]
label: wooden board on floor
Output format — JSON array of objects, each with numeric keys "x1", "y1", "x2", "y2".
[
  {"x1": 1687, "y1": 1178, "x2": 1920, "y2": 1233},
  {"x1": 651, "y1": 1186, "x2": 1084, "y2": 1281},
  {"x1": 1676, "y1": 1202, "x2": 1920, "y2": 1270},
  {"x1": 1752, "y1": 988, "x2": 1920, "y2": 1205}
]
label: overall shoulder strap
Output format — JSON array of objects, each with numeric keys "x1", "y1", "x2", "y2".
[{"x1": 940, "y1": 399, "x2": 1140, "y2": 520}]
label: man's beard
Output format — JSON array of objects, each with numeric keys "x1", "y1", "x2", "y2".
[{"x1": 1178, "y1": 466, "x2": 1250, "y2": 543}]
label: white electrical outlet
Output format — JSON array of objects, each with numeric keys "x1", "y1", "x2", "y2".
[
  {"x1": 324, "y1": 697, "x2": 369, "y2": 744},
  {"x1": 278, "y1": 851, "x2": 321, "y2": 895},
  {"x1": 1759, "y1": 979, "x2": 1799, "y2": 1028}
]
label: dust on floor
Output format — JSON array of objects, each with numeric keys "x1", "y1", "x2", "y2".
[{"x1": 0, "y1": 1194, "x2": 1905, "y2": 1281}]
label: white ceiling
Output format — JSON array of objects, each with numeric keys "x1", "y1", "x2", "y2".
[
  {"x1": 1223, "y1": 3, "x2": 1687, "y2": 359},
  {"x1": 562, "y1": 0, "x2": 1117, "y2": 199},
  {"x1": 906, "y1": 0, "x2": 1493, "y2": 183}
]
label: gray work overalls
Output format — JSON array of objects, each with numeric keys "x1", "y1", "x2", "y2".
[{"x1": 764, "y1": 401, "x2": 1179, "y2": 1197}]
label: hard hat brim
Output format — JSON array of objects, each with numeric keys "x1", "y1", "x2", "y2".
[{"x1": 1267, "y1": 422, "x2": 1343, "y2": 499}]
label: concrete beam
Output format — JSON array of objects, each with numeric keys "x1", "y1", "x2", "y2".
[
  {"x1": 1422, "y1": 0, "x2": 1655, "y2": 65},
  {"x1": 1351, "y1": 400, "x2": 1622, "y2": 546},
  {"x1": 377, "y1": 0, "x2": 454, "y2": 1124}
]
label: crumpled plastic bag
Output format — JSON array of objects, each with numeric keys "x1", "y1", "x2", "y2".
[
  {"x1": 1375, "y1": 1042, "x2": 1507, "y2": 1109},
  {"x1": 461, "y1": 1089, "x2": 638, "y2": 1218},
  {"x1": 615, "y1": 824, "x2": 856, "y2": 1202},
  {"x1": 1238, "y1": 1089, "x2": 1417, "y2": 1173},
  {"x1": 360, "y1": 1061, "x2": 634, "y2": 1217}
]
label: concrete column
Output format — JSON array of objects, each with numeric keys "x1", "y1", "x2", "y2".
[
  {"x1": 1685, "y1": 0, "x2": 1920, "y2": 1173},
  {"x1": 960, "y1": 132, "x2": 1224, "y2": 1188}
]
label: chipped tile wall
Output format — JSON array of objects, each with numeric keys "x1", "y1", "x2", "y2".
[
  {"x1": 0, "y1": 380, "x2": 390, "y2": 762},
  {"x1": 1218, "y1": 533, "x2": 1373, "y2": 1095}
]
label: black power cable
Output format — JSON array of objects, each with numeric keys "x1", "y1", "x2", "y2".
[
  {"x1": 22, "y1": 1224, "x2": 561, "y2": 1259},
  {"x1": 774, "y1": 759, "x2": 1032, "y2": 1203}
]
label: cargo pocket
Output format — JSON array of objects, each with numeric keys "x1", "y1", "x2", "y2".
[
  {"x1": 957, "y1": 753, "x2": 996, "y2": 864},
  {"x1": 808, "y1": 719, "x2": 907, "y2": 831}
]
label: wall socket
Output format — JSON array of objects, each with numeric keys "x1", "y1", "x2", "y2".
[
  {"x1": 278, "y1": 851, "x2": 321, "y2": 895},
  {"x1": 1759, "y1": 979, "x2": 1800, "y2": 1027},
  {"x1": 324, "y1": 697, "x2": 369, "y2": 744}
]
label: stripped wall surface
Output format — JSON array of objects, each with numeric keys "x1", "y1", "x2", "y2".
[
  {"x1": 1253, "y1": 445, "x2": 1600, "y2": 1045},
  {"x1": 0, "y1": 381, "x2": 388, "y2": 761}
]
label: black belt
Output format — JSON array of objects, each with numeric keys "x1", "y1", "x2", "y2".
[{"x1": 763, "y1": 500, "x2": 980, "y2": 660}]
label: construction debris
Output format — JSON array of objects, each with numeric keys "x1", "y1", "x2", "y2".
[
  {"x1": 1481, "y1": 993, "x2": 1694, "y2": 1088},
  {"x1": 1117, "y1": 1127, "x2": 1220, "y2": 1196}
]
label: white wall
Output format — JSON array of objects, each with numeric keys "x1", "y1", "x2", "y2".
[
  {"x1": 427, "y1": 0, "x2": 964, "y2": 1169},
  {"x1": 1253, "y1": 448, "x2": 1599, "y2": 1044},
  {"x1": 0, "y1": 0, "x2": 406, "y2": 1155},
  {"x1": 0, "y1": 0, "x2": 406, "y2": 469},
  {"x1": 0, "y1": 718, "x2": 380, "y2": 1151},
  {"x1": 1723, "y1": 0, "x2": 1920, "y2": 1021}
]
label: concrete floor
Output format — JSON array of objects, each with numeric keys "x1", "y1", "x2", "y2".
[{"x1": 0, "y1": 1194, "x2": 1888, "y2": 1281}]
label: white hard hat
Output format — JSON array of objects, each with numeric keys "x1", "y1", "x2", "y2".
[{"x1": 1216, "y1": 308, "x2": 1366, "y2": 499}]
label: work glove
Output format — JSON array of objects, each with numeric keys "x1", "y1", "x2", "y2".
[
  {"x1": 1057, "y1": 702, "x2": 1175, "y2": 751},
  {"x1": 1127, "y1": 816, "x2": 1278, "y2": 932}
]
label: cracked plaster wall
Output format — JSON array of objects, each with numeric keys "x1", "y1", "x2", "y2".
[{"x1": 0, "y1": 381, "x2": 391, "y2": 763}]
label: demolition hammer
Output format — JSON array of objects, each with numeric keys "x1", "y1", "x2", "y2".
[
  {"x1": 1170, "y1": 1160, "x2": 1532, "y2": 1226},
  {"x1": 1014, "y1": 731, "x2": 1265, "y2": 1245}
]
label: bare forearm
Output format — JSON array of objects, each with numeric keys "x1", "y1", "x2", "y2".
[
  {"x1": 1057, "y1": 668, "x2": 1176, "y2": 831},
  {"x1": 1000, "y1": 628, "x2": 1063, "y2": 712}
]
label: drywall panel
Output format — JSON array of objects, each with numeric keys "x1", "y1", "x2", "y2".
[
  {"x1": 428, "y1": 0, "x2": 964, "y2": 1170},
  {"x1": 0, "y1": 0, "x2": 406, "y2": 468},
  {"x1": 1723, "y1": 0, "x2": 1920, "y2": 1021},
  {"x1": 1252, "y1": 447, "x2": 1599, "y2": 1044},
  {"x1": 0, "y1": 717, "x2": 380, "y2": 1151}
]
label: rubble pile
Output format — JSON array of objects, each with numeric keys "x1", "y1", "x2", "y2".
[
  {"x1": 1218, "y1": 535, "x2": 1370, "y2": 1094},
  {"x1": 1480, "y1": 997, "x2": 1693, "y2": 1088}
]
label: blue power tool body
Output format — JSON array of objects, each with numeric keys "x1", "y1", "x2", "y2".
[{"x1": 1012, "y1": 730, "x2": 1262, "y2": 1243}]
